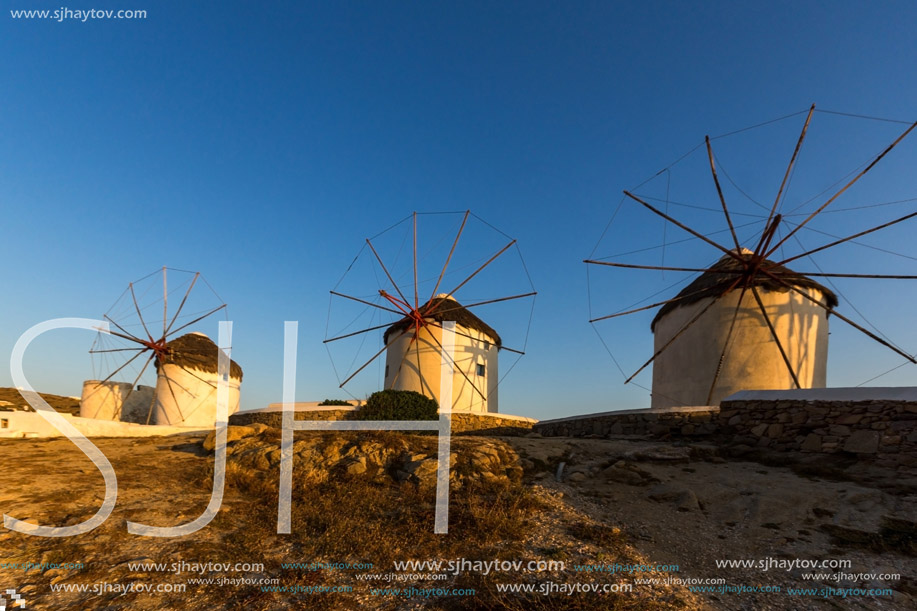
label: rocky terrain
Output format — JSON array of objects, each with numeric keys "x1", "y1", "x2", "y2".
[{"x1": 0, "y1": 425, "x2": 913, "y2": 610}]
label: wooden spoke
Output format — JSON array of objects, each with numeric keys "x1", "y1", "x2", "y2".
[
  {"x1": 99, "y1": 350, "x2": 150, "y2": 385},
  {"x1": 330, "y1": 290, "x2": 405, "y2": 317},
  {"x1": 625, "y1": 276, "x2": 742, "y2": 384},
  {"x1": 624, "y1": 191, "x2": 745, "y2": 263},
  {"x1": 453, "y1": 292, "x2": 538, "y2": 310},
  {"x1": 324, "y1": 322, "x2": 398, "y2": 344},
  {"x1": 585, "y1": 260, "x2": 729, "y2": 273},
  {"x1": 776, "y1": 272, "x2": 917, "y2": 280},
  {"x1": 705, "y1": 285, "x2": 750, "y2": 404},
  {"x1": 706, "y1": 136, "x2": 742, "y2": 252},
  {"x1": 165, "y1": 272, "x2": 200, "y2": 336},
  {"x1": 413, "y1": 212, "x2": 419, "y2": 310},
  {"x1": 756, "y1": 103, "x2": 815, "y2": 254},
  {"x1": 755, "y1": 214, "x2": 782, "y2": 260},
  {"x1": 162, "y1": 267, "x2": 168, "y2": 338},
  {"x1": 429, "y1": 239, "x2": 517, "y2": 315},
  {"x1": 176, "y1": 361, "x2": 218, "y2": 389},
  {"x1": 758, "y1": 267, "x2": 916, "y2": 364},
  {"x1": 428, "y1": 210, "x2": 470, "y2": 303},
  {"x1": 589, "y1": 286, "x2": 725, "y2": 324},
  {"x1": 425, "y1": 321, "x2": 525, "y2": 355},
  {"x1": 366, "y1": 237, "x2": 411, "y2": 309},
  {"x1": 765, "y1": 119, "x2": 917, "y2": 258},
  {"x1": 338, "y1": 332, "x2": 403, "y2": 388},
  {"x1": 103, "y1": 314, "x2": 145, "y2": 344},
  {"x1": 129, "y1": 282, "x2": 154, "y2": 341},
  {"x1": 776, "y1": 210, "x2": 917, "y2": 267},
  {"x1": 165, "y1": 304, "x2": 228, "y2": 338}
]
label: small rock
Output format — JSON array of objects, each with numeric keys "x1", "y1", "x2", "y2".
[
  {"x1": 844, "y1": 430, "x2": 879, "y2": 454},
  {"x1": 647, "y1": 483, "x2": 700, "y2": 511},
  {"x1": 801, "y1": 433, "x2": 822, "y2": 452},
  {"x1": 202, "y1": 425, "x2": 265, "y2": 451}
]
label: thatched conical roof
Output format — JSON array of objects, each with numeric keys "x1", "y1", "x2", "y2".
[
  {"x1": 155, "y1": 332, "x2": 243, "y2": 379},
  {"x1": 383, "y1": 295, "x2": 502, "y2": 347},
  {"x1": 651, "y1": 252, "x2": 838, "y2": 331}
]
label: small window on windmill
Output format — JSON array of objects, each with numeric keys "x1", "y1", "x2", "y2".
[
  {"x1": 385, "y1": 364, "x2": 389, "y2": 378},
  {"x1": 476, "y1": 363, "x2": 485, "y2": 376},
  {"x1": 1, "y1": 418, "x2": 8, "y2": 429}
]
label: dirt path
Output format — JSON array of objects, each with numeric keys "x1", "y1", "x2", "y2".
[{"x1": 506, "y1": 436, "x2": 916, "y2": 610}]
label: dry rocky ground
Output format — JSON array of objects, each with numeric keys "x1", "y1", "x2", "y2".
[{"x1": 0, "y1": 425, "x2": 913, "y2": 610}]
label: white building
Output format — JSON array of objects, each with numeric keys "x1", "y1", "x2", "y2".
[
  {"x1": 651, "y1": 251, "x2": 837, "y2": 408},
  {"x1": 383, "y1": 294, "x2": 499, "y2": 413},
  {"x1": 152, "y1": 332, "x2": 243, "y2": 427}
]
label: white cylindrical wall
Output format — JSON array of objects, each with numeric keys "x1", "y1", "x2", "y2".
[
  {"x1": 384, "y1": 324, "x2": 499, "y2": 413},
  {"x1": 651, "y1": 286, "x2": 829, "y2": 408},
  {"x1": 152, "y1": 364, "x2": 241, "y2": 427},
  {"x1": 80, "y1": 380, "x2": 132, "y2": 420}
]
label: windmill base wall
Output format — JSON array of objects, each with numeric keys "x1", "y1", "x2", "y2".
[
  {"x1": 80, "y1": 381, "x2": 133, "y2": 421},
  {"x1": 533, "y1": 388, "x2": 917, "y2": 478},
  {"x1": 152, "y1": 364, "x2": 241, "y2": 427},
  {"x1": 650, "y1": 287, "x2": 829, "y2": 409},
  {"x1": 384, "y1": 325, "x2": 498, "y2": 414}
]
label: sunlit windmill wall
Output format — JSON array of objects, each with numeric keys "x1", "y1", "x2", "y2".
[
  {"x1": 79, "y1": 380, "x2": 132, "y2": 420},
  {"x1": 588, "y1": 105, "x2": 917, "y2": 410},
  {"x1": 383, "y1": 294, "x2": 500, "y2": 413},
  {"x1": 152, "y1": 332, "x2": 243, "y2": 427},
  {"x1": 650, "y1": 252, "x2": 835, "y2": 408}
]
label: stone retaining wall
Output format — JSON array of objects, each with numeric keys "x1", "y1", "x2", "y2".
[
  {"x1": 449, "y1": 413, "x2": 535, "y2": 436},
  {"x1": 230, "y1": 409, "x2": 356, "y2": 428},
  {"x1": 719, "y1": 398, "x2": 917, "y2": 472},
  {"x1": 534, "y1": 390, "x2": 917, "y2": 474},
  {"x1": 534, "y1": 406, "x2": 718, "y2": 438},
  {"x1": 229, "y1": 409, "x2": 535, "y2": 436}
]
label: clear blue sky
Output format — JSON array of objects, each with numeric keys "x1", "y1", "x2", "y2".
[{"x1": 2, "y1": 1, "x2": 916, "y2": 420}]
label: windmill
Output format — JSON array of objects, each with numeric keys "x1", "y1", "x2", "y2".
[
  {"x1": 586, "y1": 104, "x2": 917, "y2": 407},
  {"x1": 86, "y1": 267, "x2": 240, "y2": 426},
  {"x1": 324, "y1": 211, "x2": 536, "y2": 413}
]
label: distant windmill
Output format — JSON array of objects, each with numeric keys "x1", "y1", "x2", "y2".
[
  {"x1": 587, "y1": 104, "x2": 917, "y2": 407},
  {"x1": 86, "y1": 267, "x2": 241, "y2": 426},
  {"x1": 325, "y1": 211, "x2": 536, "y2": 412}
]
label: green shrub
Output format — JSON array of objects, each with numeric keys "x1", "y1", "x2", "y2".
[
  {"x1": 356, "y1": 389, "x2": 438, "y2": 421},
  {"x1": 318, "y1": 399, "x2": 353, "y2": 406}
]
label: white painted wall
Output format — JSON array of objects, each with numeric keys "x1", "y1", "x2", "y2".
[
  {"x1": 152, "y1": 364, "x2": 241, "y2": 427},
  {"x1": 651, "y1": 285, "x2": 830, "y2": 408},
  {"x1": 384, "y1": 323, "x2": 499, "y2": 413},
  {"x1": 0, "y1": 410, "x2": 208, "y2": 438},
  {"x1": 80, "y1": 380, "x2": 132, "y2": 420}
]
